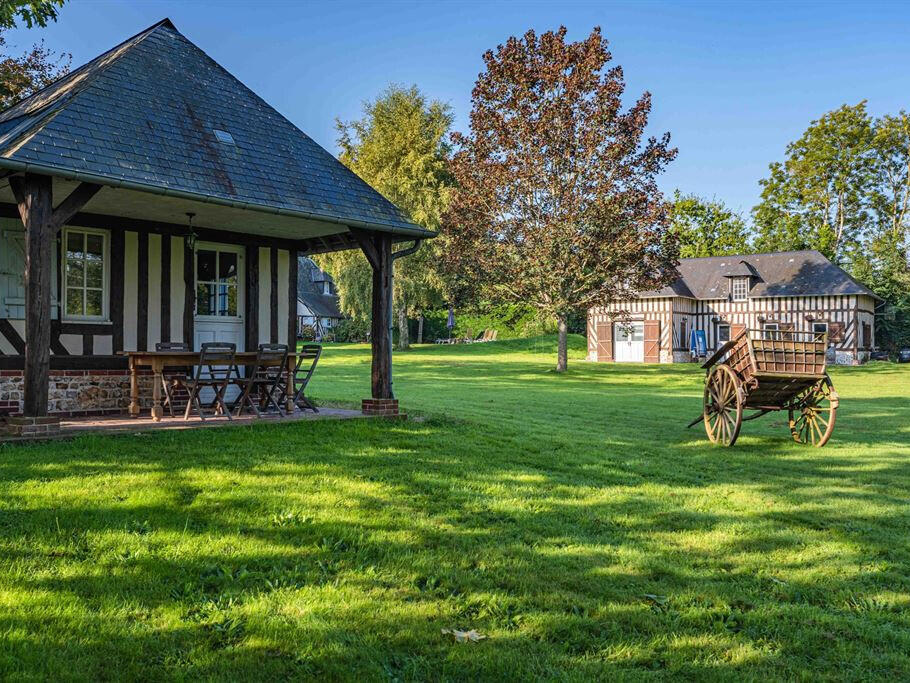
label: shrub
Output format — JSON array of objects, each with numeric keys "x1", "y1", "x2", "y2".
[
  {"x1": 298, "y1": 324, "x2": 316, "y2": 342},
  {"x1": 333, "y1": 318, "x2": 370, "y2": 343},
  {"x1": 421, "y1": 303, "x2": 569, "y2": 340}
]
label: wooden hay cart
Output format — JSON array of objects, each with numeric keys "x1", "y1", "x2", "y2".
[{"x1": 688, "y1": 328, "x2": 838, "y2": 447}]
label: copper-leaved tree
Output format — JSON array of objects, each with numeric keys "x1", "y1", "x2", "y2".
[{"x1": 445, "y1": 27, "x2": 679, "y2": 371}]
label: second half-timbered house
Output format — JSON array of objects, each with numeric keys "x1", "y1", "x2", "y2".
[{"x1": 587, "y1": 250, "x2": 880, "y2": 365}]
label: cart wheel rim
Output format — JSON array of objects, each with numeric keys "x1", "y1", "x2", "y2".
[
  {"x1": 703, "y1": 365, "x2": 743, "y2": 447},
  {"x1": 788, "y1": 376, "x2": 837, "y2": 447}
]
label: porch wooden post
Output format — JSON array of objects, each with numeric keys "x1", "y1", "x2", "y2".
[
  {"x1": 351, "y1": 229, "x2": 393, "y2": 399},
  {"x1": 17, "y1": 174, "x2": 53, "y2": 416},
  {"x1": 8, "y1": 175, "x2": 102, "y2": 416},
  {"x1": 370, "y1": 235, "x2": 393, "y2": 398}
]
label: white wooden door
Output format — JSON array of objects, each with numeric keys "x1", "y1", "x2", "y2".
[
  {"x1": 614, "y1": 322, "x2": 644, "y2": 362},
  {"x1": 193, "y1": 243, "x2": 245, "y2": 402}
]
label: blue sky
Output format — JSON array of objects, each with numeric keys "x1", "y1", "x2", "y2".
[{"x1": 7, "y1": 0, "x2": 910, "y2": 215}]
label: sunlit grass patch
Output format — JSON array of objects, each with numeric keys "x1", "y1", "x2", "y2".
[{"x1": 0, "y1": 337, "x2": 908, "y2": 679}]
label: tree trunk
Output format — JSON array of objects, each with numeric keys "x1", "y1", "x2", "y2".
[
  {"x1": 417, "y1": 313, "x2": 424, "y2": 344},
  {"x1": 556, "y1": 314, "x2": 568, "y2": 372},
  {"x1": 397, "y1": 305, "x2": 409, "y2": 350}
]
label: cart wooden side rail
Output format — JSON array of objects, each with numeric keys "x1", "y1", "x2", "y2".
[{"x1": 688, "y1": 328, "x2": 839, "y2": 447}]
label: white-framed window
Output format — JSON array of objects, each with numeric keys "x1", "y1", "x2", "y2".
[
  {"x1": 763, "y1": 322, "x2": 779, "y2": 340},
  {"x1": 717, "y1": 323, "x2": 730, "y2": 345},
  {"x1": 812, "y1": 321, "x2": 828, "y2": 341},
  {"x1": 731, "y1": 277, "x2": 749, "y2": 301},
  {"x1": 195, "y1": 243, "x2": 242, "y2": 318},
  {"x1": 62, "y1": 227, "x2": 108, "y2": 320}
]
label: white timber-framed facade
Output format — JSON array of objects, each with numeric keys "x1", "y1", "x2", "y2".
[{"x1": 588, "y1": 250, "x2": 880, "y2": 366}]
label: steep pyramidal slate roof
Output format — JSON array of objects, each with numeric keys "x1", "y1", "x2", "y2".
[
  {"x1": 0, "y1": 19, "x2": 427, "y2": 235},
  {"x1": 644, "y1": 250, "x2": 880, "y2": 300}
]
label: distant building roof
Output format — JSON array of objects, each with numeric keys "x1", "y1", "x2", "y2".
[
  {"x1": 0, "y1": 18, "x2": 429, "y2": 238},
  {"x1": 297, "y1": 257, "x2": 343, "y2": 319},
  {"x1": 643, "y1": 250, "x2": 880, "y2": 300}
]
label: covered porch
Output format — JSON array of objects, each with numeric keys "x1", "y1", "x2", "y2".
[{"x1": 0, "y1": 18, "x2": 432, "y2": 437}]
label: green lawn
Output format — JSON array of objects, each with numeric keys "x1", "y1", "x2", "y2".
[{"x1": 1, "y1": 337, "x2": 909, "y2": 680}]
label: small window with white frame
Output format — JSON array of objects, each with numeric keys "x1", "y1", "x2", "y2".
[
  {"x1": 812, "y1": 321, "x2": 828, "y2": 341},
  {"x1": 763, "y1": 322, "x2": 779, "y2": 340},
  {"x1": 731, "y1": 277, "x2": 749, "y2": 301},
  {"x1": 717, "y1": 323, "x2": 730, "y2": 346},
  {"x1": 63, "y1": 227, "x2": 108, "y2": 320}
]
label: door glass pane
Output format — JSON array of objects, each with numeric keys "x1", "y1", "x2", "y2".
[
  {"x1": 196, "y1": 283, "x2": 214, "y2": 316},
  {"x1": 85, "y1": 289, "x2": 103, "y2": 317},
  {"x1": 66, "y1": 232, "x2": 84, "y2": 260},
  {"x1": 197, "y1": 250, "x2": 216, "y2": 282},
  {"x1": 631, "y1": 324, "x2": 644, "y2": 342},
  {"x1": 218, "y1": 252, "x2": 237, "y2": 283},
  {"x1": 66, "y1": 288, "x2": 83, "y2": 316}
]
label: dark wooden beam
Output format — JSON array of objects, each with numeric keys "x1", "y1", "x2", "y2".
[
  {"x1": 350, "y1": 227, "x2": 380, "y2": 270},
  {"x1": 0, "y1": 355, "x2": 128, "y2": 371},
  {"x1": 363, "y1": 232, "x2": 393, "y2": 399},
  {"x1": 0, "y1": 202, "x2": 415, "y2": 256},
  {"x1": 110, "y1": 229, "x2": 125, "y2": 352},
  {"x1": 14, "y1": 174, "x2": 54, "y2": 415},
  {"x1": 0, "y1": 319, "x2": 25, "y2": 355},
  {"x1": 50, "y1": 182, "x2": 102, "y2": 232},
  {"x1": 288, "y1": 249, "x2": 298, "y2": 349},
  {"x1": 183, "y1": 238, "x2": 194, "y2": 348},
  {"x1": 245, "y1": 244, "x2": 259, "y2": 351}
]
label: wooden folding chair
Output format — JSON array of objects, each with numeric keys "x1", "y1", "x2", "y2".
[
  {"x1": 282, "y1": 344, "x2": 322, "y2": 413},
  {"x1": 182, "y1": 342, "x2": 236, "y2": 421},
  {"x1": 155, "y1": 341, "x2": 190, "y2": 417},
  {"x1": 233, "y1": 343, "x2": 289, "y2": 417}
]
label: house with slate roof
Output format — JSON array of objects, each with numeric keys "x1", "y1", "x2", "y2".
[
  {"x1": 0, "y1": 19, "x2": 431, "y2": 425},
  {"x1": 296, "y1": 257, "x2": 343, "y2": 340},
  {"x1": 588, "y1": 250, "x2": 880, "y2": 366}
]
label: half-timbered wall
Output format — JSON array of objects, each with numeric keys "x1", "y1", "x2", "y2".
[
  {"x1": 587, "y1": 297, "x2": 673, "y2": 363},
  {"x1": 588, "y1": 293, "x2": 876, "y2": 365},
  {"x1": 0, "y1": 219, "x2": 298, "y2": 363}
]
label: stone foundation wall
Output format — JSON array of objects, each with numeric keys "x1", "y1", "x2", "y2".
[{"x1": 0, "y1": 370, "x2": 156, "y2": 417}]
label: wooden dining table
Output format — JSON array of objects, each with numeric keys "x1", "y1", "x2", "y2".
[{"x1": 122, "y1": 351, "x2": 299, "y2": 422}]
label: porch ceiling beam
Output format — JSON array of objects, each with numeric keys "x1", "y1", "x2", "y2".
[
  {"x1": 0, "y1": 201, "x2": 407, "y2": 256},
  {"x1": 9, "y1": 179, "x2": 102, "y2": 232},
  {"x1": 49, "y1": 182, "x2": 102, "y2": 232},
  {"x1": 349, "y1": 227, "x2": 380, "y2": 271}
]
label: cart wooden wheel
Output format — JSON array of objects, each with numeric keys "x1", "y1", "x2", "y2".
[
  {"x1": 788, "y1": 375, "x2": 838, "y2": 447},
  {"x1": 703, "y1": 365, "x2": 743, "y2": 446}
]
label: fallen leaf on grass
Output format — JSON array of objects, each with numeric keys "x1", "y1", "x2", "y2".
[
  {"x1": 642, "y1": 594, "x2": 668, "y2": 606},
  {"x1": 441, "y1": 628, "x2": 487, "y2": 643}
]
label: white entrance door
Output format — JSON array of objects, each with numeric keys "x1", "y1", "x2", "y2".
[
  {"x1": 614, "y1": 322, "x2": 644, "y2": 362},
  {"x1": 193, "y1": 243, "x2": 245, "y2": 401}
]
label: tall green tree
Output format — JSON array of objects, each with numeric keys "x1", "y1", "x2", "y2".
[
  {"x1": 669, "y1": 191, "x2": 751, "y2": 258},
  {"x1": 0, "y1": 0, "x2": 64, "y2": 30},
  {"x1": 753, "y1": 102, "x2": 873, "y2": 262},
  {"x1": 316, "y1": 85, "x2": 453, "y2": 349},
  {"x1": 443, "y1": 27, "x2": 678, "y2": 372},
  {"x1": 754, "y1": 103, "x2": 910, "y2": 350}
]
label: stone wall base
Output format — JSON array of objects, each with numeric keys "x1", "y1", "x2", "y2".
[
  {"x1": 5, "y1": 416, "x2": 61, "y2": 437},
  {"x1": 362, "y1": 398, "x2": 400, "y2": 417},
  {"x1": 0, "y1": 370, "x2": 155, "y2": 416}
]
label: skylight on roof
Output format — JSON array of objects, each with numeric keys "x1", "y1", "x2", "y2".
[{"x1": 213, "y1": 129, "x2": 235, "y2": 144}]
